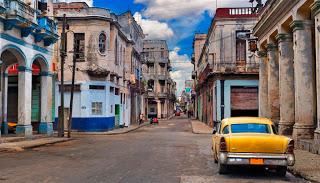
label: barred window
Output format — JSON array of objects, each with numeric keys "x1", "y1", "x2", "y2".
[
  {"x1": 99, "y1": 33, "x2": 107, "y2": 54},
  {"x1": 92, "y1": 102, "x2": 103, "y2": 115}
]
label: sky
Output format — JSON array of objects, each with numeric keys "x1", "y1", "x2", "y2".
[{"x1": 57, "y1": 0, "x2": 259, "y2": 95}]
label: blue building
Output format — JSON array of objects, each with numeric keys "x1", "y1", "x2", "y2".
[{"x1": 0, "y1": 0, "x2": 58, "y2": 137}]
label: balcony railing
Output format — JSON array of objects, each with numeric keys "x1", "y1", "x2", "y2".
[
  {"x1": 5, "y1": 0, "x2": 37, "y2": 23},
  {"x1": 212, "y1": 62, "x2": 259, "y2": 73},
  {"x1": 38, "y1": 16, "x2": 58, "y2": 34}
]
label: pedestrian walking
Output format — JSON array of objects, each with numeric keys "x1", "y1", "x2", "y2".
[{"x1": 139, "y1": 113, "x2": 144, "y2": 125}]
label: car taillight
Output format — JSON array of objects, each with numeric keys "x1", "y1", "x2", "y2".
[
  {"x1": 220, "y1": 137, "x2": 227, "y2": 152},
  {"x1": 286, "y1": 140, "x2": 294, "y2": 154}
]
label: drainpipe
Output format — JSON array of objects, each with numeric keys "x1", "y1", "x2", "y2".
[{"x1": 221, "y1": 80, "x2": 225, "y2": 120}]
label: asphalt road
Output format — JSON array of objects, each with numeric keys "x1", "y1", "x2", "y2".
[{"x1": 0, "y1": 116, "x2": 309, "y2": 183}]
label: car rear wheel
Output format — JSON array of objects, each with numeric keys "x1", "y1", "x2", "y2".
[
  {"x1": 276, "y1": 166, "x2": 287, "y2": 177},
  {"x1": 218, "y1": 161, "x2": 228, "y2": 174}
]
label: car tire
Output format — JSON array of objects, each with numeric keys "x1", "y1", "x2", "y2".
[
  {"x1": 276, "y1": 166, "x2": 287, "y2": 177},
  {"x1": 218, "y1": 161, "x2": 228, "y2": 174}
]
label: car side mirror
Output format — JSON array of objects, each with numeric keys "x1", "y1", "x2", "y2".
[{"x1": 212, "y1": 129, "x2": 217, "y2": 134}]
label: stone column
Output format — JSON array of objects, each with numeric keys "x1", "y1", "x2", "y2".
[
  {"x1": 290, "y1": 20, "x2": 316, "y2": 139},
  {"x1": 38, "y1": 72, "x2": 53, "y2": 136},
  {"x1": 1, "y1": 73, "x2": 8, "y2": 135},
  {"x1": 16, "y1": 66, "x2": 33, "y2": 137},
  {"x1": 276, "y1": 33, "x2": 295, "y2": 135},
  {"x1": 157, "y1": 100, "x2": 161, "y2": 119},
  {"x1": 267, "y1": 43, "x2": 280, "y2": 124},
  {"x1": 258, "y1": 51, "x2": 270, "y2": 118},
  {"x1": 312, "y1": 1, "x2": 320, "y2": 141}
]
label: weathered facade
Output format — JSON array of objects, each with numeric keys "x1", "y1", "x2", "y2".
[
  {"x1": 253, "y1": 0, "x2": 320, "y2": 153},
  {"x1": 142, "y1": 40, "x2": 176, "y2": 119},
  {"x1": 0, "y1": 0, "x2": 58, "y2": 137},
  {"x1": 53, "y1": 3, "x2": 143, "y2": 131},
  {"x1": 118, "y1": 12, "x2": 145, "y2": 125},
  {"x1": 193, "y1": 8, "x2": 259, "y2": 127}
]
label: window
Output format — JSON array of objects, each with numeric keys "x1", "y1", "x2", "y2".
[
  {"x1": 92, "y1": 102, "x2": 103, "y2": 115},
  {"x1": 110, "y1": 87, "x2": 114, "y2": 94},
  {"x1": 236, "y1": 31, "x2": 249, "y2": 63},
  {"x1": 222, "y1": 126, "x2": 229, "y2": 134},
  {"x1": 231, "y1": 123, "x2": 271, "y2": 134},
  {"x1": 89, "y1": 85, "x2": 105, "y2": 90},
  {"x1": 115, "y1": 37, "x2": 118, "y2": 65},
  {"x1": 99, "y1": 33, "x2": 107, "y2": 54},
  {"x1": 74, "y1": 33, "x2": 85, "y2": 61},
  {"x1": 115, "y1": 88, "x2": 119, "y2": 95},
  {"x1": 59, "y1": 84, "x2": 81, "y2": 92},
  {"x1": 150, "y1": 107, "x2": 155, "y2": 113}
]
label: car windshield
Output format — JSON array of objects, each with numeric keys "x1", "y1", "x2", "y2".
[{"x1": 231, "y1": 123, "x2": 271, "y2": 134}]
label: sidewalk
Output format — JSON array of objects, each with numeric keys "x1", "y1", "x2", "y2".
[
  {"x1": 0, "y1": 137, "x2": 72, "y2": 152},
  {"x1": 289, "y1": 149, "x2": 320, "y2": 183},
  {"x1": 190, "y1": 120, "x2": 212, "y2": 134},
  {"x1": 71, "y1": 122, "x2": 150, "y2": 135}
]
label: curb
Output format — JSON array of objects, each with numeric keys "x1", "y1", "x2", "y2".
[
  {"x1": 190, "y1": 121, "x2": 212, "y2": 134},
  {"x1": 288, "y1": 167, "x2": 320, "y2": 183},
  {"x1": 0, "y1": 138, "x2": 74, "y2": 152},
  {"x1": 71, "y1": 123, "x2": 150, "y2": 136}
]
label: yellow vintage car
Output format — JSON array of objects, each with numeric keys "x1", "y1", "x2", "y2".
[{"x1": 212, "y1": 117, "x2": 295, "y2": 176}]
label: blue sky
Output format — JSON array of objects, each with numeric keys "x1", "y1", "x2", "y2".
[{"x1": 58, "y1": 0, "x2": 256, "y2": 95}]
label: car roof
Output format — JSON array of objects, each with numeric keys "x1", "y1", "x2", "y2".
[{"x1": 222, "y1": 117, "x2": 273, "y2": 125}]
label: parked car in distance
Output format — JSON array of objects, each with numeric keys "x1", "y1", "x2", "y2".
[
  {"x1": 212, "y1": 117, "x2": 295, "y2": 176},
  {"x1": 8, "y1": 122, "x2": 17, "y2": 133},
  {"x1": 175, "y1": 110, "x2": 181, "y2": 116}
]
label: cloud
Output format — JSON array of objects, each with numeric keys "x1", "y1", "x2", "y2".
[
  {"x1": 169, "y1": 47, "x2": 194, "y2": 95},
  {"x1": 133, "y1": 12, "x2": 174, "y2": 40},
  {"x1": 134, "y1": 0, "x2": 256, "y2": 19},
  {"x1": 54, "y1": 0, "x2": 93, "y2": 7}
]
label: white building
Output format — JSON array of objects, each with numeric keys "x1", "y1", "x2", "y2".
[{"x1": 0, "y1": 0, "x2": 58, "y2": 137}]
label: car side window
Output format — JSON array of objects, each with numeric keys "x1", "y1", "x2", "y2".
[{"x1": 222, "y1": 125, "x2": 229, "y2": 134}]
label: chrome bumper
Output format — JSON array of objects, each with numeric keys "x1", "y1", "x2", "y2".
[{"x1": 219, "y1": 152, "x2": 295, "y2": 166}]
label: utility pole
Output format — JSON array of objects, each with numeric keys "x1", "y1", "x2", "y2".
[
  {"x1": 68, "y1": 39, "x2": 77, "y2": 138},
  {"x1": 58, "y1": 14, "x2": 67, "y2": 137}
]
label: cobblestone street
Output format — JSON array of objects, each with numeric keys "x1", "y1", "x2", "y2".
[{"x1": 0, "y1": 116, "x2": 308, "y2": 183}]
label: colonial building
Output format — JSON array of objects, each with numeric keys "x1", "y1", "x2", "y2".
[
  {"x1": 253, "y1": 0, "x2": 320, "y2": 153},
  {"x1": 118, "y1": 11, "x2": 145, "y2": 125},
  {"x1": 0, "y1": 0, "x2": 58, "y2": 136},
  {"x1": 142, "y1": 40, "x2": 176, "y2": 119},
  {"x1": 194, "y1": 7, "x2": 260, "y2": 127},
  {"x1": 53, "y1": 2, "x2": 141, "y2": 131}
]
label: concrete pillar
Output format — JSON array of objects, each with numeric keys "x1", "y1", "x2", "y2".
[
  {"x1": 267, "y1": 43, "x2": 280, "y2": 124},
  {"x1": 312, "y1": 1, "x2": 320, "y2": 141},
  {"x1": 1, "y1": 73, "x2": 8, "y2": 135},
  {"x1": 16, "y1": 66, "x2": 33, "y2": 137},
  {"x1": 157, "y1": 100, "x2": 161, "y2": 119},
  {"x1": 276, "y1": 33, "x2": 295, "y2": 135},
  {"x1": 164, "y1": 99, "x2": 168, "y2": 118},
  {"x1": 38, "y1": 73, "x2": 53, "y2": 136},
  {"x1": 258, "y1": 51, "x2": 270, "y2": 118},
  {"x1": 290, "y1": 20, "x2": 316, "y2": 139}
]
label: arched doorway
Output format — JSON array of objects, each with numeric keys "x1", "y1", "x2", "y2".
[
  {"x1": 0, "y1": 45, "x2": 27, "y2": 135},
  {"x1": 30, "y1": 55, "x2": 52, "y2": 135}
]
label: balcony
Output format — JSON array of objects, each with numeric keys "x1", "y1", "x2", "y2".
[
  {"x1": 147, "y1": 91, "x2": 156, "y2": 98},
  {"x1": 212, "y1": 62, "x2": 259, "y2": 74},
  {"x1": 5, "y1": 0, "x2": 37, "y2": 26},
  {"x1": 35, "y1": 16, "x2": 59, "y2": 46},
  {"x1": 157, "y1": 92, "x2": 168, "y2": 98},
  {"x1": 158, "y1": 72, "x2": 167, "y2": 80},
  {"x1": 0, "y1": 0, "x2": 6, "y2": 14}
]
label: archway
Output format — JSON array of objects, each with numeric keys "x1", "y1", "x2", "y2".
[
  {"x1": 30, "y1": 55, "x2": 51, "y2": 134},
  {"x1": 0, "y1": 45, "x2": 27, "y2": 135}
]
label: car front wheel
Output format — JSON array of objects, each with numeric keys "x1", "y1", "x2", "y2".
[
  {"x1": 218, "y1": 161, "x2": 228, "y2": 174},
  {"x1": 276, "y1": 166, "x2": 287, "y2": 177}
]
